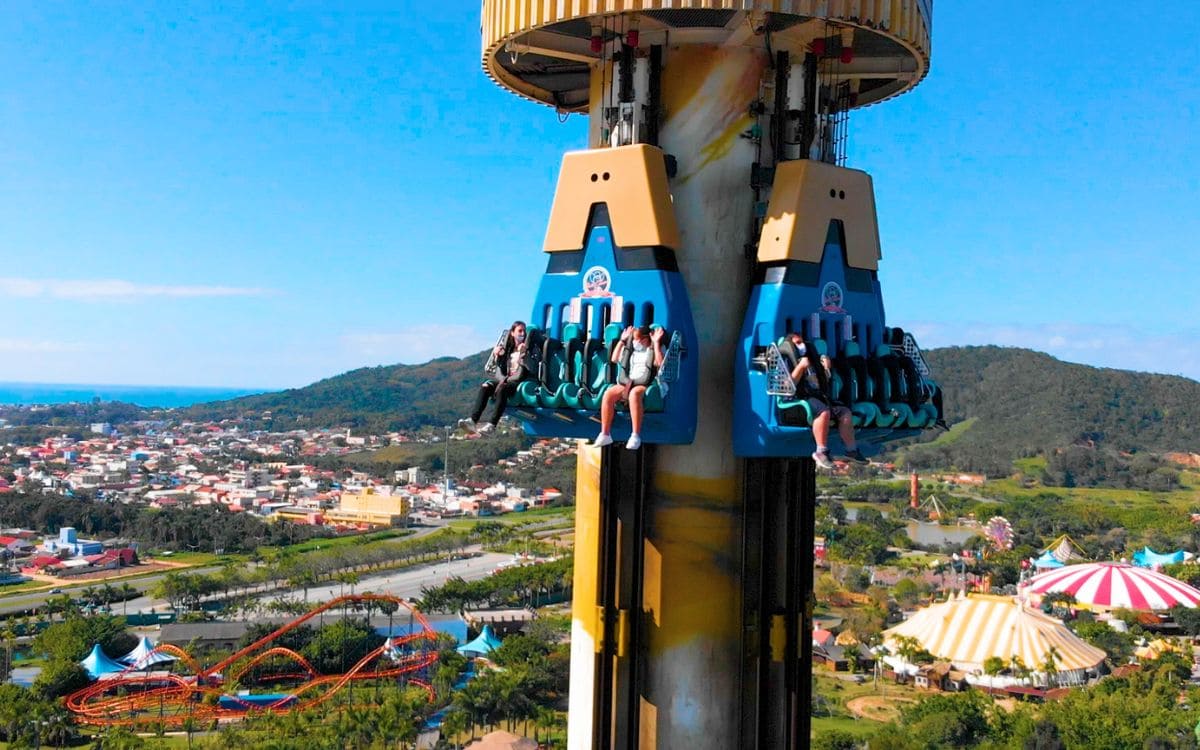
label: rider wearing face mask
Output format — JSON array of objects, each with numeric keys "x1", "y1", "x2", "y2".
[
  {"x1": 460, "y1": 320, "x2": 531, "y2": 435},
  {"x1": 785, "y1": 331, "x2": 866, "y2": 468},
  {"x1": 594, "y1": 325, "x2": 666, "y2": 450}
]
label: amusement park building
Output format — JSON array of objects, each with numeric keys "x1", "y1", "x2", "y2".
[{"x1": 324, "y1": 487, "x2": 411, "y2": 528}]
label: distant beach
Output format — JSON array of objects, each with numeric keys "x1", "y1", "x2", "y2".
[{"x1": 0, "y1": 382, "x2": 270, "y2": 408}]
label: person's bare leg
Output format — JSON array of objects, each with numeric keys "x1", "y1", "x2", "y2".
[
  {"x1": 837, "y1": 410, "x2": 857, "y2": 449},
  {"x1": 600, "y1": 386, "x2": 625, "y2": 434},
  {"x1": 628, "y1": 386, "x2": 647, "y2": 434},
  {"x1": 811, "y1": 409, "x2": 831, "y2": 450}
]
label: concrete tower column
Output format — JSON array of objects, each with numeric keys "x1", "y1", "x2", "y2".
[
  {"x1": 633, "y1": 45, "x2": 765, "y2": 748},
  {"x1": 478, "y1": 4, "x2": 934, "y2": 748}
]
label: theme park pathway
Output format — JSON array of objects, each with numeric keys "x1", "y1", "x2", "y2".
[{"x1": 845, "y1": 695, "x2": 915, "y2": 723}]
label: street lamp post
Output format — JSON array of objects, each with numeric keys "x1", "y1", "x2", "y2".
[{"x1": 443, "y1": 426, "x2": 451, "y2": 502}]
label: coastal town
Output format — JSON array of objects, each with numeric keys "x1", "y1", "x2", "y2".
[{"x1": 0, "y1": 413, "x2": 573, "y2": 582}]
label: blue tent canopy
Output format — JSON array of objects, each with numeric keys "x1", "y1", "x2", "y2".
[
  {"x1": 1033, "y1": 551, "x2": 1065, "y2": 569},
  {"x1": 1133, "y1": 547, "x2": 1186, "y2": 568},
  {"x1": 457, "y1": 625, "x2": 503, "y2": 657},
  {"x1": 80, "y1": 643, "x2": 127, "y2": 679},
  {"x1": 119, "y1": 635, "x2": 177, "y2": 669}
]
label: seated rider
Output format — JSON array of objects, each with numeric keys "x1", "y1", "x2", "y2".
[
  {"x1": 460, "y1": 321, "x2": 531, "y2": 435},
  {"x1": 785, "y1": 331, "x2": 866, "y2": 468},
  {"x1": 593, "y1": 325, "x2": 665, "y2": 450}
]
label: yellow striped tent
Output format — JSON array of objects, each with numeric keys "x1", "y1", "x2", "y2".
[{"x1": 883, "y1": 593, "x2": 1105, "y2": 681}]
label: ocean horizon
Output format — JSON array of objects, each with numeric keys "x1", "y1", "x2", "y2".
[{"x1": 0, "y1": 382, "x2": 272, "y2": 409}]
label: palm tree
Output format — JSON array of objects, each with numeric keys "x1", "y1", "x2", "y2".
[
  {"x1": 119, "y1": 583, "x2": 137, "y2": 617},
  {"x1": 441, "y1": 708, "x2": 470, "y2": 750},
  {"x1": 0, "y1": 624, "x2": 15, "y2": 681},
  {"x1": 39, "y1": 706, "x2": 75, "y2": 748},
  {"x1": 1009, "y1": 655, "x2": 1030, "y2": 682},
  {"x1": 982, "y1": 656, "x2": 1006, "y2": 677},
  {"x1": 892, "y1": 635, "x2": 921, "y2": 666},
  {"x1": 1040, "y1": 646, "x2": 1061, "y2": 688},
  {"x1": 81, "y1": 585, "x2": 100, "y2": 607}
]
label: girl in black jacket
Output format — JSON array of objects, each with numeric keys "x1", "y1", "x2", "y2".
[{"x1": 460, "y1": 321, "x2": 530, "y2": 434}]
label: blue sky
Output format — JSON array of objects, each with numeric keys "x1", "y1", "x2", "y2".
[{"x1": 1, "y1": 2, "x2": 1197, "y2": 388}]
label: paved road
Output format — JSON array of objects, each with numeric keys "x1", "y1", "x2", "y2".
[
  {"x1": 2, "y1": 551, "x2": 520, "y2": 619},
  {"x1": 0, "y1": 521, "x2": 455, "y2": 618},
  {"x1": 0, "y1": 566, "x2": 224, "y2": 617},
  {"x1": 116, "y1": 551, "x2": 516, "y2": 615},
  {"x1": 299, "y1": 552, "x2": 515, "y2": 603},
  {"x1": 0, "y1": 516, "x2": 562, "y2": 618}
]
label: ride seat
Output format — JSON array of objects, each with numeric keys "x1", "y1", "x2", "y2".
[
  {"x1": 537, "y1": 324, "x2": 583, "y2": 408},
  {"x1": 840, "y1": 341, "x2": 881, "y2": 427},
  {"x1": 573, "y1": 337, "x2": 610, "y2": 410},
  {"x1": 874, "y1": 344, "x2": 918, "y2": 427}
]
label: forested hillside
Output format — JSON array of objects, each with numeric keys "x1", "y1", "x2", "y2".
[
  {"x1": 904, "y1": 346, "x2": 1200, "y2": 476},
  {"x1": 182, "y1": 353, "x2": 488, "y2": 432},
  {"x1": 179, "y1": 345, "x2": 1200, "y2": 479}
]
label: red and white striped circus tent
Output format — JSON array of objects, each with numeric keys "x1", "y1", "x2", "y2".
[{"x1": 1023, "y1": 561, "x2": 1200, "y2": 611}]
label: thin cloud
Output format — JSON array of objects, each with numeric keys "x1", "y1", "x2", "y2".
[
  {"x1": 0, "y1": 277, "x2": 269, "y2": 300},
  {"x1": 908, "y1": 321, "x2": 1200, "y2": 381},
  {"x1": 342, "y1": 324, "x2": 496, "y2": 364},
  {"x1": 0, "y1": 338, "x2": 90, "y2": 354}
]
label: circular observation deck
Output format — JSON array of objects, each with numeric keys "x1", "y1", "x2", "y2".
[{"x1": 481, "y1": 1, "x2": 932, "y2": 112}]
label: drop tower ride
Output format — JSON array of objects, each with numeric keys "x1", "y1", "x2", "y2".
[{"x1": 478, "y1": 3, "x2": 937, "y2": 748}]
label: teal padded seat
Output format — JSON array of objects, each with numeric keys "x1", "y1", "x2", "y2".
[
  {"x1": 579, "y1": 323, "x2": 624, "y2": 410},
  {"x1": 537, "y1": 324, "x2": 582, "y2": 408},
  {"x1": 873, "y1": 344, "x2": 915, "y2": 427},
  {"x1": 575, "y1": 338, "x2": 609, "y2": 410},
  {"x1": 840, "y1": 341, "x2": 880, "y2": 428}
]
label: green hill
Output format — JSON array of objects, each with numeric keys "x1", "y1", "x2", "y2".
[
  {"x1": 186, "y1": 346, "x2": 1200, "y2": 480},
  {"x1": 905, "y1": 346, "x2": 1200, "y2": 478},
  {"x1": 181, "y1": 352, "x2": 488, "y2": 432}
]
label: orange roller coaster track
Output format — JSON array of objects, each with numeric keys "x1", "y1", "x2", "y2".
[{"x1": 66, "y1": 594, "x2": 440, "y2": 728}]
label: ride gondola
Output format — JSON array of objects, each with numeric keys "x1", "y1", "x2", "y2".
[
  {"x1": 497, "y1": 143, "x2": 698, "y2": 445},
  {"x1": 733, "y1": 159, "x2": 944, "y2": 458}
]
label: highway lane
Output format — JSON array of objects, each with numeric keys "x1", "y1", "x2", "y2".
[
  {"x1": 0, "y1": 516, "x2": 565, "y2": 618},
  {"x1": 1, "y1": 551, "x2": 521, "y2": 618},
  {"x1": 298, "y1": 552, "x2": 515, "y2": 603},
  {"x1": 0, "y1": 566, "x2": 224, "y2": 617},
  {"x1": 0, "y1": 521, "x2": 455, "y2": 617}
]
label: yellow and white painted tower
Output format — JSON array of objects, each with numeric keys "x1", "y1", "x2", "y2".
[{"x1": 479, "y1": 3, "x2": 934, "y2": 748}]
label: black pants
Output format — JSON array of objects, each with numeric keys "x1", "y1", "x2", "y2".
[{"x1": 471, "y1": 379, "x2": 518, "y2": 425}]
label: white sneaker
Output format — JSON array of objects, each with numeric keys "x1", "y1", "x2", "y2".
[
  {"x1": 593, "y1": 433, "x2": 613, "y2": 447},
  {"x1": 457, "y1": 418, "x2": 477, "y2": 432},
  {"x1": 812, "y1": 449, "x2": 834, "y2": 469},
  {"x1": 626, "y1": 434, "x2": 642, "y2": 450},
  {"x1": 478, "y1": 423, "x2": 495, "y2": 435}
]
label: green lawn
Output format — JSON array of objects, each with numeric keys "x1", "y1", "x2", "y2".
[
  {"x1": 925, "y1": 417, "x2": 977, "y2": 447},
  {"x1": 446, "y1": 507, "x2": 574, "y2": 530},
  {"x1": 1013, "y1": 455, "x2": 1048, "y2": 475},
  {"x1": 974, "y1": 475, "x2": 1200, "y2": 537},
  {"x1": 146, "y1": 551, "x2": 238, "y2": 566},
  {"x1": 258, "y1": 528, "x2": 412, "y2": 557},
  {"x1": 813, "y1": 715, "x2": 881, "y2": 739}
]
